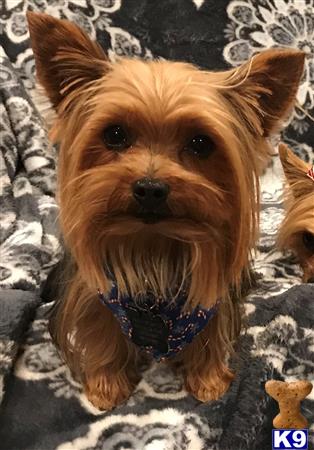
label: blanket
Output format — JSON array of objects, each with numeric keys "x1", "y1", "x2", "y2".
[{"x1": 0, "y1": 1, "x2": 313, "y2": 449}]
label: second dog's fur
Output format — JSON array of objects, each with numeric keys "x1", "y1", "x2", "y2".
[{"x1": 278, "y1": 144, "x2": 314, "y2": 283}]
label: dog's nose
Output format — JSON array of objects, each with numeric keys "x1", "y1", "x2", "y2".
[{"x1": 132, "y1": 178, "x2": 169, "y2": 209}]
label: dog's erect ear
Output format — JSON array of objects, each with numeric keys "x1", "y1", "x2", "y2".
[
  {"x1": 27, "y1": 11, "x2": 109, "y2": 109},
  {"x1": 224, "y1": 49, "x2": 305, "y2": 136},
  {"x1": 278, "y1": 143, "x2": 313, "y2": 198}
]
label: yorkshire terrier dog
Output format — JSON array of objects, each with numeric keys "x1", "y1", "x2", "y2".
[
  {"x1": 27, "y1": 11, "x2": 305, "y2": 410},
  {"x1": 278, "y1": 143, "x2": 314, "y2": 283}
]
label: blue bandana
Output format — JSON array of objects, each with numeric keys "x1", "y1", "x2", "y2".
[{"x1": 98, "y1": 281, "x2": 218, "y2": 361}]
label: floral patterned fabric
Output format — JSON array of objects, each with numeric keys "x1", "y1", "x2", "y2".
[
  {"x1": 224, "y1": 0, "x2": 314, "y2": 155},
  {"x1": 0, "y1": 1, "x2": 313, "y2": 449}
]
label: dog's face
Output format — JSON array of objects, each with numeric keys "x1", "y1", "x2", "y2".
[
  {"x1": 278, "y1": 144, "x2": 314, "y2": 283},
  {"x1": 27, "y1": 12, "x2": 305, "y2": 306}
]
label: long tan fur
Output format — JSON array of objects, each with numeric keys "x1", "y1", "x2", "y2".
[{"x1": 278, "y1": 143, "x2": 314, "y2": 282}]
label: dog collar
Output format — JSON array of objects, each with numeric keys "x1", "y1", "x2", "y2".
[{"x1": 98, "y1": 282, "x2": 218, "y2": 361}]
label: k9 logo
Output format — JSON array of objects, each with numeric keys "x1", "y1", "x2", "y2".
[{"x1": 272, "y1": 429, "x2": 308, "y2": 450}]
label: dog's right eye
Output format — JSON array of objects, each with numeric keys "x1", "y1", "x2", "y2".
[
  {"x1": 184, "y1": 135, "x2": 215, "y2": 159},
  {"x1": 302, "y1": 231, "x2": 314, "y2": 253},
  {"x1": 103, "y1": 125, "x2": 131, "y2": 151}
]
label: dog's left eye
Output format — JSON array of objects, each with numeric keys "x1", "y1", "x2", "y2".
[
  {"x1": 185, "y1": 135, "x2": 215, "y2": 159},
  {"x1": 302, "y1": 231, "x2": 314, "y2": 253},
  {"x1": 103, "y1": 125, "x2": 131, "y2": 151}
]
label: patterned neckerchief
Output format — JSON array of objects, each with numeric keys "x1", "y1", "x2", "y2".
[{"x1": 98, "y1": 281, "x2": 218, "y2": 361}]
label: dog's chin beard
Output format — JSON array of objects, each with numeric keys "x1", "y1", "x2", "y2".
[
  {"x1": 103, "y1": 234, "x2": 193, "y2": 301},
  {"x1": 98, "y1": 220, "x2": 226, "y2": 308}
]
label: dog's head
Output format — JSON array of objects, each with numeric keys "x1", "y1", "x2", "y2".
[
  {"x1": 27, "y1": 12, "x2": 305, "y2": 306},
  {"x1": 278, "y1": 143, "x2": 314, "y2": 283}
]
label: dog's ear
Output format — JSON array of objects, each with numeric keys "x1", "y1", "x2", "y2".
[
  {"x1": 278, "y1": 143, "x2": 313, "y2": 198},
  {"x1": 27, "y1": 11, "x2": 109, "y2": 109},
  {"x1": 223, "y1": 49, "x2": 305, "y2": 136}
]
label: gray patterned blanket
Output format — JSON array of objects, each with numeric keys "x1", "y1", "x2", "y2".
[{"x1": 0, "y1": 1, "x2": 313, "y2": 449}]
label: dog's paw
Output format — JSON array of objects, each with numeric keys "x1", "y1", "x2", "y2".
[
  {"x1": 185, "y1": 367, "x2": 234, "y2": 402},
  {"x1": 84, "y1": 370, "x2": 136, "y2": 410},
  {"x1": 85, "y1": 390, "x2": 131, "y2": 411},
  {"x1": 85, "y1": 389, "x2": 121, "y2": 411}
]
